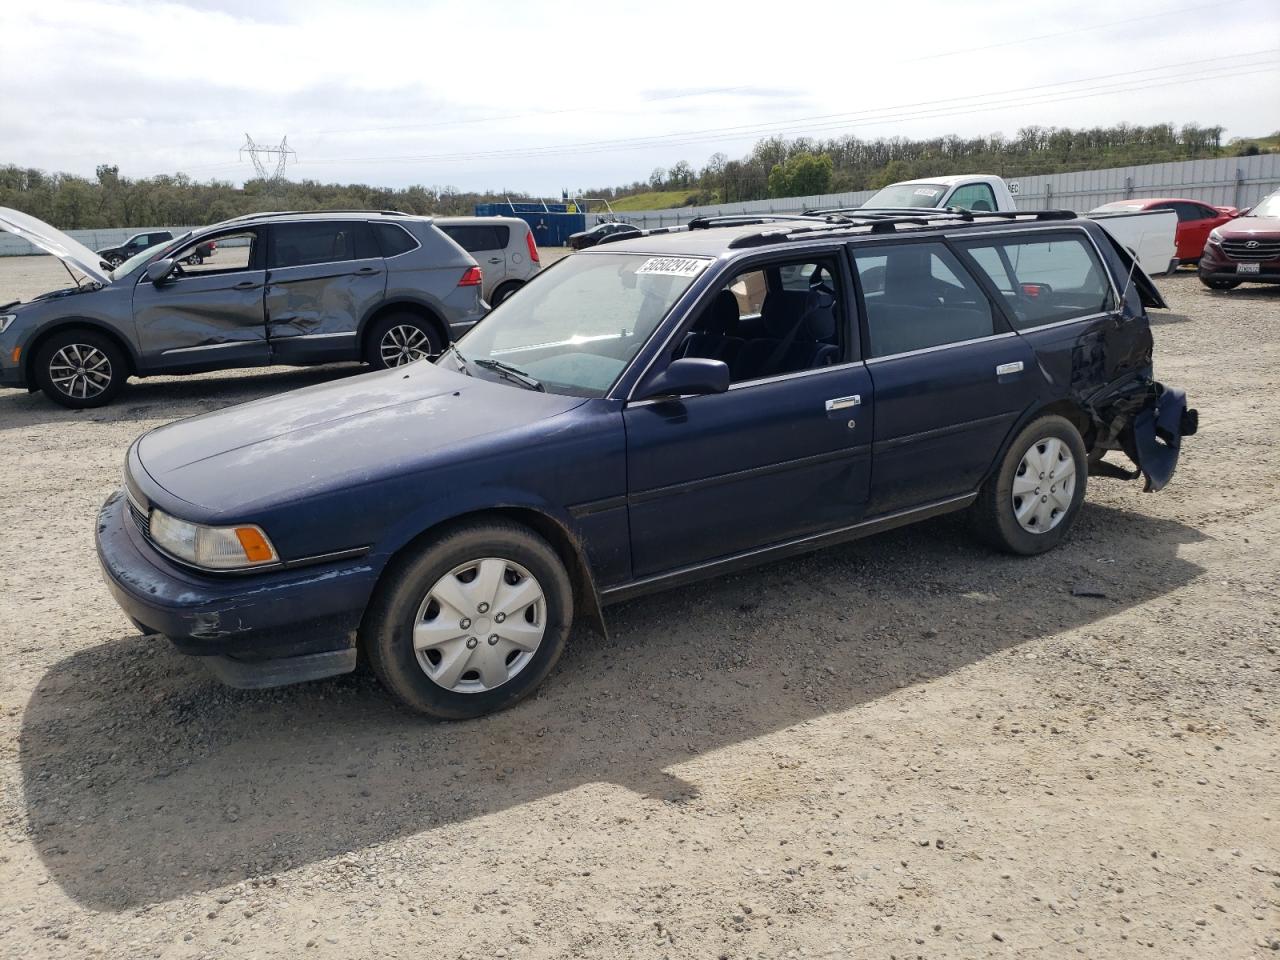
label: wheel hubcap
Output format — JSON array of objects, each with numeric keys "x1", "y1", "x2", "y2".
[
  {"x1": 413, "y1": 557, "x2": 546, "y2": 694},
  {"x1": 49, "y1": 344, "x2": 112, "y2": 399},
  {"x1": 380, "y1": 325, "x2": 432, "y2": 367},
  {"x1": 1012, "y1": 436, "x2": 1076, "y2": 533}
]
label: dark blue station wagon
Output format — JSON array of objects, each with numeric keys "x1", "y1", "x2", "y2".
[{"x1": 97, "y1": 210, "x2": 1196, "y2": 719}]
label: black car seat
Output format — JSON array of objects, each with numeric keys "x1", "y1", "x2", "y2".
[
  {"x1": 733, "y1": 286, "x2": 838, "y2": 380},
  {"x1": 679, "y1": 290, "x2": 744, "y2": 366}
]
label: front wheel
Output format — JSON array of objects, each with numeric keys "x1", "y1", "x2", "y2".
[
  {"x1": 34, "y1": 329, "x2": 128, "y2": 408},
  {"x1": 365, "y1": 312, "x2": 444, "y2": 369},
  {"x1": 971, "y1": 415, "x2": 1087, "y2": 555},
  {"x1": 1200, "y1": 276, "x2": 1241, "y2": 290},
  {"x1": 362, "y1": 521, "x2": 574, "y2": 719}
]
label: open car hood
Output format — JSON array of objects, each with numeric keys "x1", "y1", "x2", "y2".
[{"x1": 0, "y1": 207, "x2": 112, "y2": 286}]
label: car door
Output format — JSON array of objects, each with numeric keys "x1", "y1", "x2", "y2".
[
  {"x1": 264, "y1": 220, "x2": 386, "y2": 364},
  {"x1": 852, "y1": 239, "x2": 1037, "y2": 515},
  {"x1": 623, "y1": 251, "x2": 874, "y2": 578},
  {"x1": 1179, "y1": 202, "x2": 1220, "y2": 261},
  {"x1": 132, "y1": 228, "x2": 270, "y2": 371}
]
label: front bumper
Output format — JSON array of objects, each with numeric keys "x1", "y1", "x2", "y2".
[
  {"x1": 0, "y1": 365, "x2": 26, "y2": 389},
  {"x1": 1198, "y1": 246, "x2": 1280, "y2": 284},
  {"x1": 95, "y1": 491, "x2": 379, "y2": 684}
]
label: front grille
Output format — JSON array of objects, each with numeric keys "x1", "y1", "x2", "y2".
[
  {"x1": 128, "y1": 498, "x2": 151, "y2": 539},
  {"x1": 1222, "y1": 238, "x2": 1280, "y2": 262}
]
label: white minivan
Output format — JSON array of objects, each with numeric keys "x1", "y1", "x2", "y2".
[{"x1": 435, "y1": 216, "x2": 541, "y2": 304}]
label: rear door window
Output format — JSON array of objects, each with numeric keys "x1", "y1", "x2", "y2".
[
  {"x1": 853, "y1": 242, "x2": 995, "y2": 358},
  {"x1": 958, "y1": 233, "x2": 1114, "y2": 329},
  {"x1": 441, "y1": 224, "x2": 504, "y2": 254},
  {"x1": 270, "y1": 222, "x2": 366, "y2": 268}
]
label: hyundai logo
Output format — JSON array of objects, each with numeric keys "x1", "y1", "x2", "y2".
[{"x1": 1245, "y1": 240, "x2": 1259, "y2": 248}]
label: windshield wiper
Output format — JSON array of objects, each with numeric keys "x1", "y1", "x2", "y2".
[{"x1": 472, "y1": 358, "x2": 545, "y2": 392}]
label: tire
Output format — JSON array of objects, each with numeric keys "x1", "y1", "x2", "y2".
[
  {"x1": 971, "y1": 415, "x2": 1087, "y2": 555},
  {"x1": 106, "y1": 255, "x2": 123, "y2": 268},
  {"x1": 362, "y1": 520, "x2": 574, "y2": 719},
  {"x1": 34, "y1": 328, "x2": 128, "y2": 409},
  {"x1": 490, "y1": 281, "x2": 523, "y2": 306},
  {"x1": 1200, "y1": 277, "x2": 1241, "y2": 291},
  {"x1": 365, "y1": 312, "x2": 445, "y2": 369}
]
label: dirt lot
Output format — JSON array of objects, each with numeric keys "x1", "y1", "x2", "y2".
[{"x1": 0, "y1": 254, "x2": 1277, "y2": 959}]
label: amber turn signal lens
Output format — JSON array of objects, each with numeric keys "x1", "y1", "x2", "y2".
[
  {"x1": 9, "y1": 347, "x2": 19, "y2": 364},
  {"x1": 234, "y1": 527, "x2": 275, "y2": 563}
]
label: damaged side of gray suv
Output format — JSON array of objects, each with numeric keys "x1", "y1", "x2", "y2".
[{"x1": 0, "y1": 208, "x2": 486, "y2": 408}]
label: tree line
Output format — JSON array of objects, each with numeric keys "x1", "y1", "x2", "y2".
[{"x1": 0, "y1": 122, "x2": 1269, "y2": 229}]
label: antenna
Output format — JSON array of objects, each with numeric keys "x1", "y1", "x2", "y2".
[{"x1": 239, "y1": 134, "x2": 297, "y2": 182}]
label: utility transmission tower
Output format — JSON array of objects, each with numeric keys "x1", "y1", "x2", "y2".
[{"x1": 239, "y1": 134, "x2": 297, "y2": 181}]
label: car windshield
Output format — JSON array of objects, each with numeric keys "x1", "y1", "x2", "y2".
[
  {"x1": 452, "y1": 252, "x2": 707, "y2": 397},
  {"x1": 862, "y1": 183, "x2": 948, "y2": 208},
  {"x1": 111, "y1": 234, "x2": 190, "y2": 280},
  {"x1": 1250, "y1": 193, "x2": 1280, "y2": 217}
]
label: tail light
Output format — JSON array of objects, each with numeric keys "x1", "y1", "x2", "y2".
[
  {"x1": 459, "y1": 266, "x2": 483, "y2": 287},
  {"x1": 525, "y1": 229, "x2": 540, "y2": 263}
]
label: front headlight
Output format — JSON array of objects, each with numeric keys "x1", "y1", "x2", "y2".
[
  {"x1": 148, "y1": 508, "x2": 279, "y2": 570},
  {"x1": 1207, "y1": 228, "x2": 1223, "y2": 245},
  {"x1": 0, "y1": 314, "x2": 16, "y2": 335}
]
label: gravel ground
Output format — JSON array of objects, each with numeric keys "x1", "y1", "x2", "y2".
[{"x1": 0, "y1": 254, "x2": 1277, "y2": 959}]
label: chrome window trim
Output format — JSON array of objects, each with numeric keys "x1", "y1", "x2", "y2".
[
  {"x1": 1012, "y1": 311, "x2": 1110, "y2": 334},
  {"x1": 865, "y1": 331, "x2": 1016, "y2": 364}
]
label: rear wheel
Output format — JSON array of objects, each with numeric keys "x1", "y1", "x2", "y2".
[
  {"x1": 490, "y1": 281, "x2": 523, "y2": 305},
  {"x1": 34, "y1": 328, "x2": 127, "y2": 408},
  {"x1": 362, "y1": 521, "x2": 574, "y2": 719},
  {"x1": 1200, "y1": 276, "x2": 1241, "y2": 290},
  {"x1": 971, "y1": 415, "x2": 1087, "y2": 555},
  {"x1": 365, "y1": 312, "x2": 444, "y2": 369}
]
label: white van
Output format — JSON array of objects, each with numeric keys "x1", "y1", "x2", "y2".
[{"x1": 435, "y1": 216, "x2": 541, "y2": 304}]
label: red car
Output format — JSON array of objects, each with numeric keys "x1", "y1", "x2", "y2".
[
  {"x1": 1090, "y1": 198, "x2": 1238, "y2": 265},
  {"x1": 1196, "y1": 189, "x2": 1280, "y2": 290}
]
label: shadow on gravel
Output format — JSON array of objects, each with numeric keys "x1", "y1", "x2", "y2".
[
  {"x1": 20, "y1": 502, "x2": 1206, "y2": 911},
  {"x1": 0, "y1": 364, "x2": 363, "y2": 432}
]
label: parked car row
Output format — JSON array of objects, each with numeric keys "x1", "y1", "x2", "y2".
[
  {"x1": 92, "y1": 206, "x2": 1196, "y2": 718},
  {"x1": 0, "y1": 209, "x2": 545, "y2": 407}
]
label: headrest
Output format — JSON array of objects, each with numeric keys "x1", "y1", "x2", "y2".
[
  {"x1": 761, "y1": 287, "x2": 836, "y2": 340},
  {"x1": 703, "y1": 290, "x2": 740, "y2": 336},
  {"x1": 801, "y1": 286, "x2": 837, "y2": 340}
]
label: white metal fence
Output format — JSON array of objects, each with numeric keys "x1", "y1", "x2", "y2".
[{"x1": 2, "y1": 154, "x2": 1277, "y2": 255}]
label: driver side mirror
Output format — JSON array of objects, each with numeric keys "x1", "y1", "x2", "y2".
[
  {"x1": 145, "y1": 258, "x2": 176, "y2": 284},
  {"x1": 634, "y1": 357, "x2": 730, "y2": 401}
]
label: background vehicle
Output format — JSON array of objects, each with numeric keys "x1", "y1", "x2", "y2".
[
  {"x1": 850, "y1": 174, "x2": 1178, "y2": 276},
  {"x1": 1197, "y1": 188, "x2": 1280, "y2": 289},
  {"x1": 96, "y1": 230, "x2": 174, "y2": 267},
  {"x1": 0, "y1": 208, "x2": 485, "y2": 408},
  {"x1": 434, "y1": 216, "x2": 540, "y2": 304},
  {"x1": 1090, "y1": 198, "x2": 1237, "y2": 264},
  {"x1": 567, "y1": 221, "x2": 641, "y2": 250},
  {"x1": 96, "y1": 208, "x2": 1194, "y2": 719}
]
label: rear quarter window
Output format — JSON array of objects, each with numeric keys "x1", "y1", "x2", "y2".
[
  {"x1": 372, "y1": 222, "x2": 419, "y2": 257},
  {"x1": 958, "y1": 233, "x2": 1114, "y2": 329}
]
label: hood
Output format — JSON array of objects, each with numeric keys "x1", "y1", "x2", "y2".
[
  {"x1": 135, "y1": 360, "x2": 586, "y2": 516},
  {"x1": 1217, "y1": 215, "x2": 1280, "y2": 238},
  {"x1": 0, "y1": 207, "x2": 112, "y2": 286}
]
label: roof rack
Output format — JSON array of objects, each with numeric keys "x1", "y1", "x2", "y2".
[
  {"x1": 803, "y1": 206, "x2": 1077, "y2": 223},
  {"x1": 725, "y1": 209, "x2": 1080, "y2": 248},
  {"x1": 688, "y1": 213, "x2": 852, "y2": 230},
  {"x1": 219, "y1": 209, "x2": 411, "y2": 224}
]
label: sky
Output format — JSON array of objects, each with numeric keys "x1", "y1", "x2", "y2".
[{"x1": 2, "y1": 0, "x2": 1278, "y2": 196}]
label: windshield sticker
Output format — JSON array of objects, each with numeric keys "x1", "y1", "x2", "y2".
[
  {"x1": 635, "y1": 256, "x2": 707, "y2": 278},
  {"x1": 914, "y1": 188, "x2": 942, "y2": 197}
]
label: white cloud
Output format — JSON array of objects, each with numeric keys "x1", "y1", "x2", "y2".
[{"x1": 2, "y1": 0, "x2": 1277, "y2": 193}]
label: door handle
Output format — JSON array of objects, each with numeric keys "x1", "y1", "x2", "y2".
[
  {"x1": 488, "y1": 257, "x2": 504, "y2": 264},
  {"x1": 356, "y1": 266, "x2": 381, "y2": 276},
  {"x1": 233, "y1": 281, "x2": 260, "y2": 291},
  {"x1": 825, "y1": 395, "x2": 861, "y2": 411},
  {"x1": 996, "y1": 361, "x2": 1024, "y2": 377}
]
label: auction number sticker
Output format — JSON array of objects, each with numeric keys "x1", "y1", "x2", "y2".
[
  {"x1": 635, "y1": 257, "x2": 708, "y2": 278},
  {"x1": 914, "y1": 187, "x2": 941, "y2": 197}
]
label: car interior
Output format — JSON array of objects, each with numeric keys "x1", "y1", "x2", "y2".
[
  {"x1": 676, "y1": 259, "x2": 842, "y2": 382},
  {"x1": 172, "y1": 230, "x2": 256, "y2": 275}
]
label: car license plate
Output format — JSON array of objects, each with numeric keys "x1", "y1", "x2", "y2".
[{"x1": 1237, "y1": 262, "x2": 1260, "y2": 274}]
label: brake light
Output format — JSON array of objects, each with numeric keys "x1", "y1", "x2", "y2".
[
  {"x1": 459, "y1": 266, "x2": 483, "y2": 286},
  {"x1": 525, "y1": 229, "x2": 540, "y2": 263}
]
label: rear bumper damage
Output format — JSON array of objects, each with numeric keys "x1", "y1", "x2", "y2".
[{"x1": 1087, "y1": 377, "x2": 1197, "y2": 492}]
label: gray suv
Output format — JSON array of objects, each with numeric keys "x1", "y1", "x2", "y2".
[{"x1": 0, "y1": 208, "x2": 486, "y2": 408}]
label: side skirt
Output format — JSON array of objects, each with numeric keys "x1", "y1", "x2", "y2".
[{"x1": 600, "y1": 492, "x2": 977, "y2": 606}]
